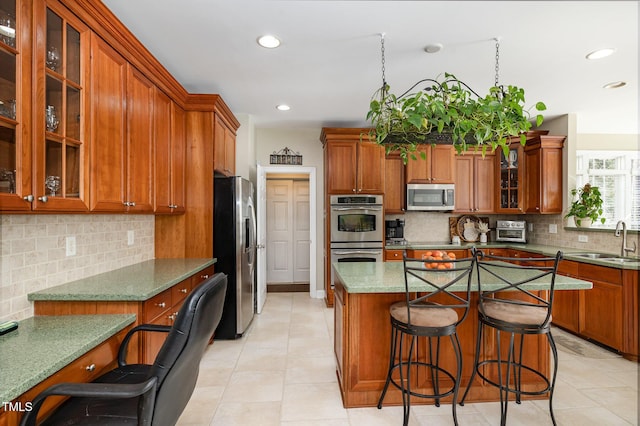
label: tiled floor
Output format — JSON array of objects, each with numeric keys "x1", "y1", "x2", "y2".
[{"x1": 177, "y1": 293, "x2": 639, "y2": 425}]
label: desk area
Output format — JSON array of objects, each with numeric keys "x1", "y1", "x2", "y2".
[{"x1": 331, "y1": 260, "x2": 593, "y2": 408}]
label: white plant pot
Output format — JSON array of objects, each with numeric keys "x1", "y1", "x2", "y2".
[{"x1": 576, "y1": 218, "x2": 592, "y2": 228}]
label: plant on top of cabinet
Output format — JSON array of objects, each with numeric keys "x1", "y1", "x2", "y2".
[{"x1": 366, "y1": 36, "x2": 545, "y2": 163}]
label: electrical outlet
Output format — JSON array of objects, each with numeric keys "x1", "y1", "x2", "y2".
[
  {"x1": 528, "y1": 223, "x2": 534, "y2": 232},
  {"x1": 66, "y1": 236, "x2": 76, "y2": 256},
  {"x1": 578, "y1": 234, "x2": 588, "y2": 243},
  {"x1": 127, "y1": 230, "x2": 135, "y2": 246},
  {"x1": 549, "y1": 224, "x2": 558, "y2": 234}
]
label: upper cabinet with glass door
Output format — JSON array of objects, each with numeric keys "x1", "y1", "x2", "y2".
[
  {"x1": 0, "y1": 0, "x2": 32, "y2": 211},
  {"x1": 32, "y1": 0, "x2": 90, "y2": 211}
]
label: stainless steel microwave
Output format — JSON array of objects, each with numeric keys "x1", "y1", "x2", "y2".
[{"x1": 406, "y1": 184, "x2": 455, "y2": 211}]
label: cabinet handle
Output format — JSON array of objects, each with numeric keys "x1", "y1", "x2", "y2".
[
  {"x1": 156, "y1": 302, "x2": 166, "y2": 308},
  {"x1": 123, "y1": 201, "x2": 130, "y2": 206},
  {"x1": 85, "y1": 364, "x2": 96, "y2": 372},
  {"x1": 129, "y1": 201, "x2": 136, "y2": 207},
  {"x1": 169, "y1": 204, "x2": 178, "y2": 209},
  {"x1": 180, "y1": 288, "x2": 187, "y2": 293},
  {"x1": 23, "y1": 194, "x2": 34, "y2": 202},
  {"x1": 38, "y1": 196, "x2": 48, "y2": 203},
  {"x1": 168, "y1": 312, "x2": 178, "y2": 321},
  {"x1": 352, "y1": 189, "x2": 356, "y2": 193},
  {"x1": 201, "y1": 274, "x2": 209, "y2": 280}
]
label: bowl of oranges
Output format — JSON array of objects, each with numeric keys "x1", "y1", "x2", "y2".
[{"x1": 421, "y1": 251, "x2": 457, "y2": 270}]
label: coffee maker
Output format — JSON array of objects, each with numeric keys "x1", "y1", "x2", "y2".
[{"x1": 385, "y1": 219, "x2": 405, "y2": 244}]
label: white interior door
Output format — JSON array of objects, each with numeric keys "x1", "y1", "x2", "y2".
[
  {"x1": 266, "y1": 180, "x2": 294, "y2": 283},
  {"x1": 293, "y1": 180, "x2": 310, "y2": 283},
  {"x1": 256, "y1": 165, "x2": 267, "y2": 313}
]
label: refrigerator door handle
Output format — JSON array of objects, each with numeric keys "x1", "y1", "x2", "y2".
[{"x1": 247, "y1": 200, "x2": 257, "y2": 269}]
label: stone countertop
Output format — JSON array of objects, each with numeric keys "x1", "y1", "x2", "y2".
[
  {"x1": 385, "y1": 242, "x2": 640, "y2": 270},
  {"x1": 0, "y1": 314, "x2": 136, "y2": 403},
  {"x1": 28, "y1": 258, "x2": 216, "y2": 302},
  {"x1": 333, "y1": 261, "x2": 593, "y2": 294}
]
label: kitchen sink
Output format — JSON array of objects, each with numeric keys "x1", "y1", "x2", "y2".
[
  {"x1": 601, "y1": 257, "x2": 639, "y2": 263},
  {"x1": 567, "y1": 252, "x2": 612, "y2": 259}
]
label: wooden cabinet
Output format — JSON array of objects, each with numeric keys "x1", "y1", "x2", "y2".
[
  {"x1": 333, "y1": 280, "x2": 346, "y2": 386},
  {"x1": 384, "y1": 151, "x2": 405, "y2": 213},
  {"x1": 321, "y1": 127, "x2": 385, "y2": 194},
  {"x1": 405, "y1": 144, "x2": 455, "y2": 183},
  {"x1": 524, "y1": 136, "x2": 565, "y2": 214},
  {"x1": 385, "y1": 249, "x2": 404, "y2": 262},
  {"x1": 578, "y1": 263, "x2": 623, "y2": 350},
  {"x1": 553, "y1": 260, "x2": 580, "y2": 332},
  {"x1": 154, "y1": 92, "x2": 185, "y2": 214},
  {"x1": 90, "y1": 47, "x2": 154, "y2": 213},
  {"x1": 454, "y1": 151, "x2": 495, "y2": 213},
  {"x1": 214, "y1": 113, "x2": 236, "y2": 176}
]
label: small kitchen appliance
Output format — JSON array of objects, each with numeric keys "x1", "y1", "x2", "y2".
[
  {"x1": 385, "y1": 219, "x2": 405, "y2": 244},
  {"x1": 406, "y1": 183, "x2": 455, "y2": 211},
  {"x1": 495, "y1": 220, "x2": 527, "y2": 243}
]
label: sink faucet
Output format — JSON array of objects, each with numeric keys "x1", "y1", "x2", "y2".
[{"x1": 615, "y1": 220, "x2": 637, "y2": 257}]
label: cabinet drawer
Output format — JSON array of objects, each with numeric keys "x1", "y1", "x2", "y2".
[
  {"x1": 16, "y1": 328, "x2": 126, "y2": 423},
  {"x1": 558, "y1": 259, "x2": 579, "y2": 277},
  {"x1": 171, "y1": 278, "x2": 191, "y2": 304},
  {"x1": 191, "y1": 265, "x2": 215, "y2": 289},
  {"x1": 579, "y1": 263, "x2": 622, "y2": 284},
  {"x1": 385, "y1": 249, "x2": 404, "y2": 262},
  {"x1": 143, "y1": 288, "x2": 172, "y2": 321}
]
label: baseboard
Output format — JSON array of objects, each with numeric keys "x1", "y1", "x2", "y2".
[{"x1": 267, "y1": 283, "x2": 309, "y2": 293}]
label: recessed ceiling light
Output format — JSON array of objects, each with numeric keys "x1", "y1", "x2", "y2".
[
  {"x1": 276, "y1": 104, "x2": 290, "y2": 111},
  {"x1": 586, "y1": 48, "x2": 616, "y2": 60},
  {"x1": 257, "y1": 35, "x2": 281, "y2": 49},
  {"x1": 424, "y1": 43, "x2": 443, "y2": 54},
  {"x1": 603, "y1": 81, "x2": 626, "y2": 89}
]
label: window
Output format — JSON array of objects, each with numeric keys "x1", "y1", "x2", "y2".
[{"x1": 576, "y1": 150, "x2": 640, "y2": 230}]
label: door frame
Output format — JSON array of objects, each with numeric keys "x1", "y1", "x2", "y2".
[{"x1": 256, "y1": 165, "x2": 318, "y2": 313}]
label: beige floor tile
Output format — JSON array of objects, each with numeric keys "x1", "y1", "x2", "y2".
[
  {"x1": 554, "y1": 406, "x2": 632, "y2": 425},
  {"x1": 235, "y1": 345, "x2": 288, "y2": 372},
  {"x1": 222, "y1": 370, "x2": 284, "y2": 403},
  {"x1": 176, "y1": 385, "x2": 223, "y2": 425},
  {"x1": 281, "y1": 382, "x2": 349, "y2": 422},
  {"x1": 211, "y1": 401, "x2": 282, "y2": 426},
  {"x1": 285, "y1": 355, "x2": 338, "y2": 384}
]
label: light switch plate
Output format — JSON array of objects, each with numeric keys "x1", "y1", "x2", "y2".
[
  {"x1": 578, "y1": 234, "x2": 588, "y2": 243},
  {"x1": 549, "y1": 224, "x2": 558, "y2": 234},
  {"x1": 127, "y1": 230, "x2": 134, "y2": 246}
]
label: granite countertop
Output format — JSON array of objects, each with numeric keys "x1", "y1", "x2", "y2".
[
  {"x1": 333, "y1": 261, "x2": 593, "y2": 294},
  {"x1": 28, "y1": 258, "x2": 216, "y2": 302},
  {"x1": 0, "y1": 314, "x2": 136, "y2": 403},
  {"x1": 385, "y1": 242, "x2": 640, "y2": 270}
]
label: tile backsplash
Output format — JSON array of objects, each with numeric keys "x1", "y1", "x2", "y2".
[{"x1": 0, "y1": 215, "x2": 154, "y2": 322}]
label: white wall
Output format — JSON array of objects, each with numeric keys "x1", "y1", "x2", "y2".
[
  {"x1": 235, "y1": 113, "x2": 256, "y2": 182},
  {"x1": 255, "y1": 128, "x2": 325, "y2": 293}
]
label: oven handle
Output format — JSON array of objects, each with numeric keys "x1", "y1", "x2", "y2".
[
  {"x1": 333, "y1": 250, "x2": 383, "y2": 255},
  {"x1": 331, "y1": 206, "x2": 382, "y2": 211}
]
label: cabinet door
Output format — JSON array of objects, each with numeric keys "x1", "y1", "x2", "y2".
[
  {"x1": 325, "y1": 140, "x2": 357, "y2": 193},
  {"x1": 496, "y1": 144, "x2": 524, "y2": 213},
  {"x1": 405, "y1": 145, "x2": 430, "y2": 183},
  {"x1": 384, "y1": 152, "x2": 405, "y2": 213},
  {"x1": 224, "y1": 123, "x2": 236, "y2": 175},
  {"x1": 125, "y1": 65, "x2": 154, "y2": 212},
  {"x1": 553, "y1": 260, "x2": 580, "y2": 332},
  {"x1": 33, "y1": 1, "x2": 90, "y2": 211},
  {"x1": 213, "y1": 114, "x2": 235, "y2": 176},
  {"x1": 580, "y1": 279, "x2": 623, "y2": 350},
  {"x1": 430, "y1": 145, "x2": 455, "y2": 183},
  {"x1": 454, "y1": 154, "x2": 474, "y2": 212},
  {"x1": 474, "y1": 153, "x2": 495, "y2": 212},
  {"x1": 89, "y1": 35, "x2": 127, "y2": 211},
  {"x1": 170, "y1": 103, "x2": 186, "y2": 213},
  {"x1": 0, "y1": 0, "x2": 31, "y2": 211},
  {"x1": 525, "y1": 140, "x2": 563, "y2": 214},
  {"x1": 154, "y1": 89, "x2": 172, "y2": 213},
  {"x1": 357, "y1": 141, "x2": 385, "y2": 193}
]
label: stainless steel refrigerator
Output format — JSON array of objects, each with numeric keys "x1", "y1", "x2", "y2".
[{"x1": 213, "y1": 176, "x2": 256, "y2": 339}]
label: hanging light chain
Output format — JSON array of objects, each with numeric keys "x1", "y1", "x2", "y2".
[
  {"x1": 494, "y1": 37, "x2": 500, "y2": 87},
  {"x1": 380, "y1": 33, "x2": 387, "y2": 87}
]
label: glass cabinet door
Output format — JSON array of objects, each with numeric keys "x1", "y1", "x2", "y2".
[
  {"x1": 0, "y1": 0, "x2": 31, "y2": 210},
  {"x1": 34, "y1": 1, "x2": 89, "y2": 210},
  {"x1": 497, "y1": 145, "x2": 524, "y2": 212}
]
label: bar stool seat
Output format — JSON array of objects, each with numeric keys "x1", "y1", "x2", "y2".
[{"x1": 377, "y1": 249, "x2": 478, "y2": 426}]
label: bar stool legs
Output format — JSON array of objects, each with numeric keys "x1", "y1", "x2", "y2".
[{"x1": 377, "y1": 326, "x2": 464, "y2": 426}]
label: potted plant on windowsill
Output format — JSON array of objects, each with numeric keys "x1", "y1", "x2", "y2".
[
  {"x1": 366, "y1": 73, "x2": 546, "y2": 163},
  {"x1": 565, "y1": 183, "x2": 605, "y2": 227}
]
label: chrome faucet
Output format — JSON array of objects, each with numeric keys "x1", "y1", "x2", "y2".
[{"x1": 615, "y1": 220, "x2": 637, "y2": 257}]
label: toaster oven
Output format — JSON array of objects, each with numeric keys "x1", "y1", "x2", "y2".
[{"x1": 495, "y1": 220, "x2": 526, "y2": 243}]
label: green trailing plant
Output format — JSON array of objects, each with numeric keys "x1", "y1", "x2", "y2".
[
  {"x1": 365, "y1": 73, "x2": 546, "y2": 163},
  {"x1": 565, "y1": 183, "x2": 606, "y2": 226}
]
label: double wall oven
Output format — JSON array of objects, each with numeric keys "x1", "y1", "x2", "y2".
[{"x1": 329, "y1": 195, "x2": 384, "y2": 288}]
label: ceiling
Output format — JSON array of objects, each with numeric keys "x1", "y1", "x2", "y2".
[{"x1": 101, "y1": 1, "x2": 638, "y2": 135}]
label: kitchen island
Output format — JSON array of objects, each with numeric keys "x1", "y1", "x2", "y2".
[{"x1": 332, "y1": 260, "x2": 593, "y2": 408}]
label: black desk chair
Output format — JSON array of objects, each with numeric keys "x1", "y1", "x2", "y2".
[
  {"x1": 378, "y1": 249, "x2": 478, "y2": 426},
  {"x1": 459, "y1": 251, "x2": 563, "y2": 426},
  {"x1": 20, "y1": 272, "x2": 228, "y2": 426}
]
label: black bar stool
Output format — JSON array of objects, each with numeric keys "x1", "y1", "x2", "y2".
[
  {"x1": 459, "y1": 250, "x2": 563, "y2": 426},
  {"x1": 378, "y1": 248, "x2": 478, "y2": 426}
]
